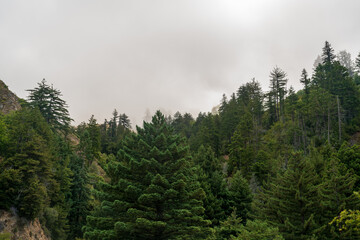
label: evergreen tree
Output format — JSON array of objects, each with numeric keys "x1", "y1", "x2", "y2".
[
  {"x1": 220, "y1": 93, "x2": 240, "y2": 152},
  {"x1": 300, "y1": 69, "x2": 310, "y2": 98},
  {"x1": 313, "y1": 59, "x2": 360, "y2": 122},
  {"x1": 27, "y1": 79, "x2": 72, "y2": 132},
  {"x1": 228, "y1": 110, "x2": 255, "y2": 177},
  {"x1": 68, "y1": 154, "x2": 91, "y2": 240},
  {"x1": 253, "y1": 153, "x2": 320, "y2": 240},
  {"x1": 234, "y1": 220, "x2": 284, "y2": 240},
  {"x1": 321, "y1": 41, "x2": 335, "y2": 64},
  {"x1": 269, "y1": 67, "x2": 287, "y2": 123},
  {"x1": 337, "y1": 143, "x2": 360, "y2": 189},
  {"x1": 87, "y1": 115, "x2": 101, "y2": 155},
  {"x1": 83, "y1": 111, "x2": 211, "y2": 240},
  {"x1": 0, "y1": 108, "x2": 54, "y2": 218},
  {"x1": 119, "y1": 113, "x2": 131, "y2": 129},
  {"x1": 215, "y1": 209, "x2": 243, "y2": 239},
  {"x1": 315, "y1": 157, "x2": 360, "y2": 239},
  {"x1": 228, "y1": 171, "x2": 252, "y2": 222},
  {"x1": 356, "y1": 52, "x2": 360, "y2": 73},
  {"x1": 194, "y1": 145, "x2": 229, "y2": 226}
]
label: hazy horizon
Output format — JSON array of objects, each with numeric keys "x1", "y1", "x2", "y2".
[{"x1": 1, "y1": 0, "x2": 360, "y2": 126}]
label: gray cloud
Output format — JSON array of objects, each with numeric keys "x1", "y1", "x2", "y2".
[{"x1": 1, "y1": 0, "x2": 360, "y2": 126}]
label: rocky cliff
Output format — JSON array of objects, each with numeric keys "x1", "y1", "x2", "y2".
[
  {"x1": 0, "y1": 80, "x2": 21, "y2": 115},
  {"x1": 0, "y1": 81, "x2": 48, "y2": 240},
  {"x1": 0, "y1": 210, "x2": 49, "y2": 240}
]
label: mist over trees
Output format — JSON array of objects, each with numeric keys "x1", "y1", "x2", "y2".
[{"x1": 1, "y1": 41, "x2": 360, "y2": 239}]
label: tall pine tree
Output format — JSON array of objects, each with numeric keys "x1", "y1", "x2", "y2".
[{"x1": 83, "y1": 111, "x2": 211, "y2": 240}]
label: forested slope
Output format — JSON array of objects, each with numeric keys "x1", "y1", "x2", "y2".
[{"x1": 1, "y1": 41, "x2": 360, "y2": 239}]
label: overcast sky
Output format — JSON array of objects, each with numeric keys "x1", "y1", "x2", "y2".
[{"x1": 1, "y1": 0, "x2": 360, "y2": 126}]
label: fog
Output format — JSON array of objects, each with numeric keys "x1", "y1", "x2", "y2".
[{"x1": 1, "y1": 0, "x2": 360, "y2": 126}]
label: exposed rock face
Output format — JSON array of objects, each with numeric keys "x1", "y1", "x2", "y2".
[
  {"x1": 0, "y1": 210, "x2": 49, "y2": 240},
  {"x1": 0, "y1": 80, "x2": 21, "y2": 115}
]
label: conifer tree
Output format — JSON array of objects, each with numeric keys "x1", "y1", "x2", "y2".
[
  {"x1": 27, "y1": 79, "x2": 72, "y2": 132},
  {"x1": 194, "y1": 145, "x2": 229, "y2": 226},
  {"x1": 68, "y1": 154, "x2": 91, "y2": 240},
  {"x1": 356, "y1": 52, "x2": 360, "y2": 73},
  {"x1": 300, "y1": 69, "x2": 310, "y2": 98},
  {"x1": 119, "y1": 113, "x2": 131, "y2": 129},
  {"x1": 315, "y1": 157, "x2": 360, "y2": 239},
  {"x1": 0, "y1": 108, "x2": 54, "y2": 218},
  {"x1": 253, "y1": 153, "x2": 320, "y2": 239},
  {"x1": 83, "y1": 111, "x2": 211, "y2": 240},
  {"x1": 228, "y1": 171, "x2": 252, "y2": 222},
  {"x1": 234, "y1": 220, "x2": 284, "y2": 240},
  {"x1": 269, "y1": 67, "x2": 287, "y2": 123},
  {"x1": 229, "y1": 110, "x2": 255, "y2": 177},
  {"x1": 321, "y1": 41, "x2": 335, "y2": 64}
]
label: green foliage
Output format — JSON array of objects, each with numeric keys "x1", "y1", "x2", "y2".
[
  {"x1": 27, "y1": 79, "x2": 73, "y2": 132},
  {"x1": 228, "y1": 171, "x2": 252, "y2": 223},
  {"x1": 171, "y1": 111, "x2": 194, "y2": 138},
  {"x1": 194, "y1": 146, "x2": 229, "y2": 226},
  {"x1": 253, "y1": 152, "x2": 321, "y2": 239},
  {"x1": 233, "y1": 220, "x2": 284, "y2": 240},
  {"x1": 0, "y1": 232, "x2": 11, "y2": 240},
  {"x1": 329, "y1": 192, "x2": 360, "y2": 239},
  {"x1": 253, "y1": 150, "x2": 360, "y2": 239},
  {"x1": 215, "y1": 209, "x2": 243, "y2": 240},
  {"x1": 99, "y1": 110, "x2": 132, "y2": 155},
  {"x1": 84, "y1": 111, "x2": 211, "y2": 239},
  {"x1": 0, "y1": 115, "x2": 8, "y2": 154},
  {"x1": 300, "y1": 68, "x2": 310, "y2": 97},
  {"x1": 189, "y1": 112, "x2": 221, "y2": 156},
  {"x1": 228, "y1": 110, "x2": 255, "y2": 177},
  {"x1": 19, "y1": 176, "x2": 47, "y2": 219},
  {"x1": 0, "y1": 108, "x2": 53, "y2": 218},
  {"x1": 2, "y1": 41, "x2": 360, "y2": 240},
  {"x1": 313, "y1": 52, "x2": 360, "y2": 122},
  {"x1": 67, "y1": 154, "x2": 91, "y2": 240},
  {"x1": 321, "y1": 41, "x2": 336, "y2": 64},
  {"x1": 337, "y1": 143, "x2": 360, "y2": 189},
  {"x1": 268, "y1": 66, "x2": 288, "y2": 123}
]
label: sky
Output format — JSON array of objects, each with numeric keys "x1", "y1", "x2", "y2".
[{"x1": 1, "y1": 0, "x2": 360, "y2": 126}]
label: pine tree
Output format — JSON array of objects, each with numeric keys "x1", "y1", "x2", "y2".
[
  {"x1": 321, "y1": 41, "x2": 335, "y2": 64},
  {"x1": 253, "y1": 153, "x2": 320, "y2": 240},
  {"x1": 269, "y1": 67, "x2": 287, "y2": 123},
  {"x1": 27, "y1": 79, "x2": 72, "y2": 132},
  {"x1": 119, "y1": 113, "x2": 131, "y2": 129},
  {"x1": 88, "y1": 115, "x2": 101, "y2": 155},
  {"x1": 0, "y1": 108, "x2": 55, "y2": 218},
  {"x1": 356, "y1": 52, "x2": 360, "y2": 73},
  {"x1": 193, "y1": 145, "x2": 229, "y2": 226},
  {"x1": 313, "y1": 59, "x2": 360, "y2": 122},
  {"x1": 300, "y1": 69, "x2": 310, "y2": 98},
  {"x1": 234, "y1": 220, "x2": 284, "y2": 240},
  {"x1": 67, "y1": 154, "x2": 91, "y2": 240},
  {"x1": 315, "y1": 157, "x2": 360, "y2": 239},
  {"x1": 228, "y1": 171, "x2": 252, "y2": 222},
  {"x1": 220, "y1": 93, "x2": 240, "y2": 152},
  {"x1": 337, "y1": 143, "x2": 360, "y2": 189},
  {"x1": 83, "y1": 111, "x2": 211, "y2": 240},
  {"x1": 229, "y1": 110, "x2": 255, "y2": 177}
]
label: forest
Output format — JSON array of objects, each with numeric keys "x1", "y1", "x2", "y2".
[{"x1": 1, "y1": 41, "x2": 360, "y2": 240}]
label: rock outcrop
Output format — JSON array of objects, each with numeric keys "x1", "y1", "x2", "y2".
[
  {"x1": 0, "y1": 80, "x2": 21, "y2": 115},
  {"x1": 0, "y1": 210, "x2": 49, "y2": 240}
]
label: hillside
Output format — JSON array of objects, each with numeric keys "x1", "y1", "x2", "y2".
[
  {"x1": 1, "y1": 41, "x2": 360, "y2": 239},
  {"x1": 0, "y1": 80, "x2": 21, "y2": 115}
]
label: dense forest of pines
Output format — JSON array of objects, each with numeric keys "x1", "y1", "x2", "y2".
[{"x1": 1, "y1": 41, "x2": 360, "y2": 239}]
